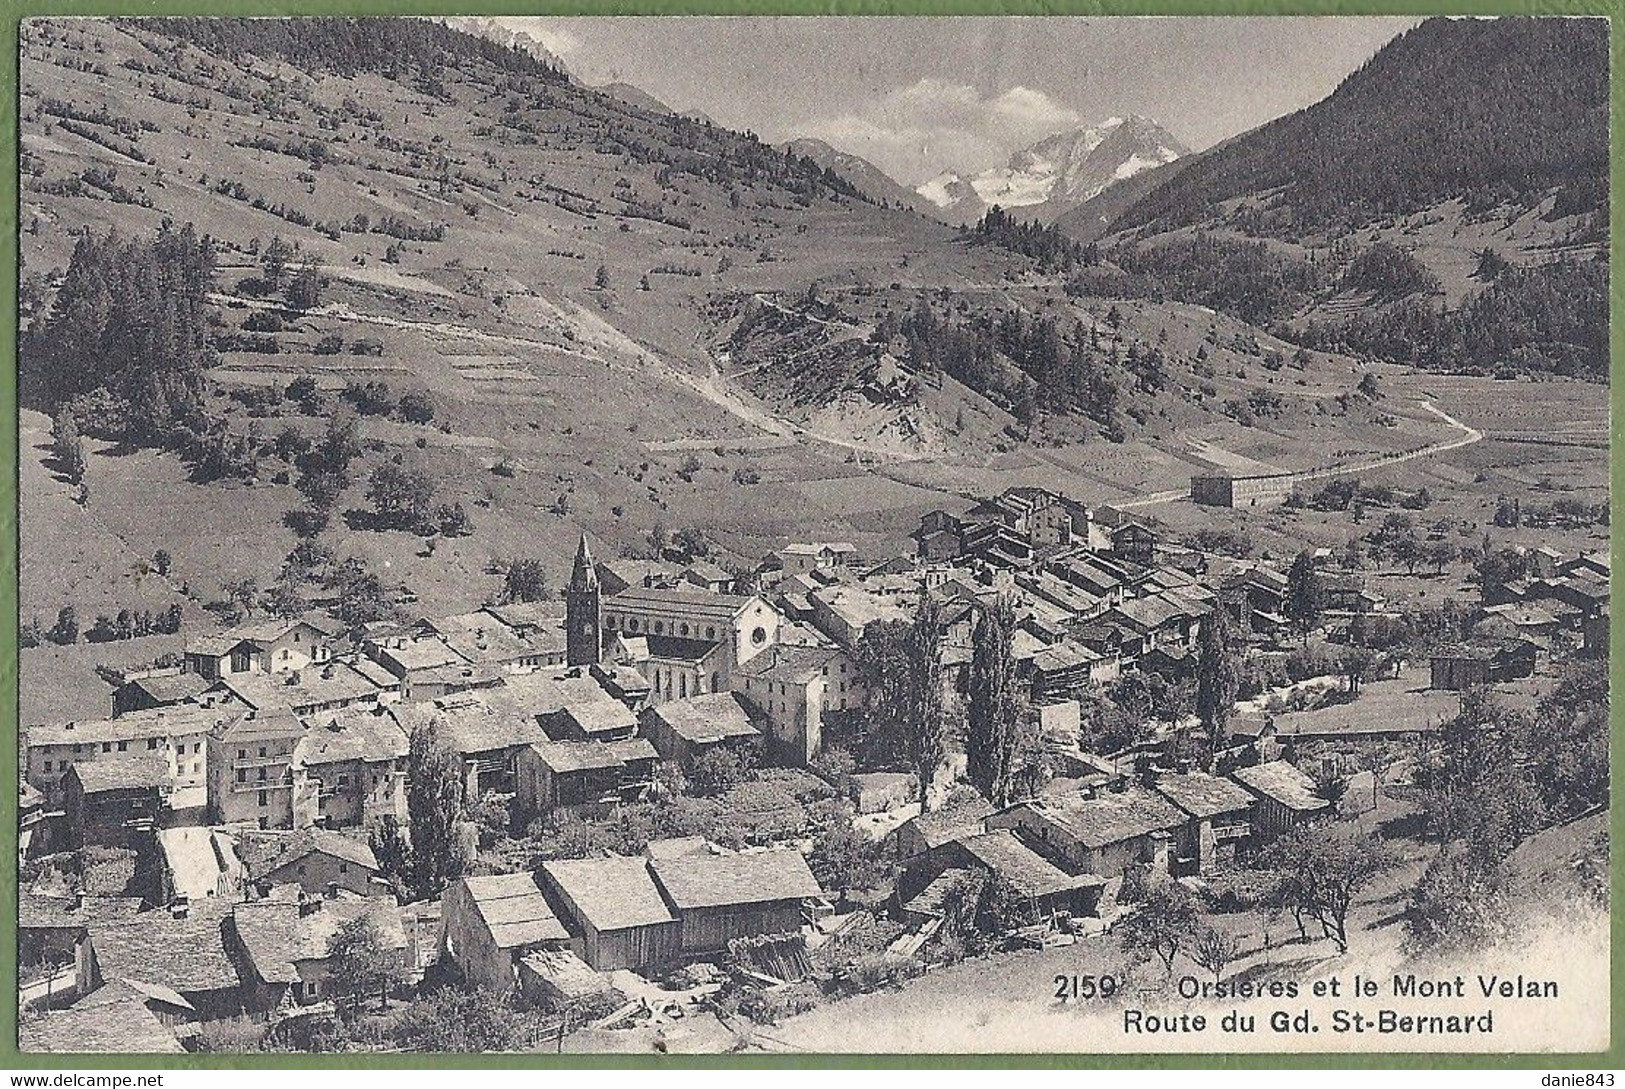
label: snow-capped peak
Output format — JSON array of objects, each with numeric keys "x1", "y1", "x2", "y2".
[{"x1": 915, "y1": 113, "x2": 1188, "y2": 225}]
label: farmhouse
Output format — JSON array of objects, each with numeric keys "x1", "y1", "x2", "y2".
[
  {"x1": 183, "y1": 619, "x2": 336, "y2": 680},
  {"x1": 641, "y1": 691, "x2": 764, "y2": 767},
  {"x1": 18, "y1": 982, "x2": 186, "y2": 1054},
  {"x1": 985, "y1": 787, "x2": 1185, "y2": 879},
  {"x1": 901, "y1": 828, "x2": 1106, "y2": 918},
  {"x1": 64, "y1": 756, "x2": 170, "y2": 849},
  {"x1": 229, "y1": 895, "x2": 407, "y2": 1010},
  {"x1": 291, "y1": 708, "x2": 409, "y2": 831},
  {"x1": 441, "y1": 872, "x2": 571, "y2": 994},
  {"x1": 514, "y1": 737, "x2": 658, "y2": 818},
  {"x1": 1231, "y1": 760, "x2": 1329, "y2": 837},
  {"x1": 111, "y1": 670, "x2": 212, "y2": 717},
  {"x1": 390, "y1": 694, "x2": 548, "y2": 797},
  {"x1": 80, "y1": 900, "x2": 246, "y2": 1023},
  {"x1": 245, "y1": 827, "x2": 385, "y2": 898},
  {"x1": 1429, "y1": 639, "x2": 1539, "y2": 690},
  {"x1": 1150, "y1": 771, "x2": 1256, "y2": 874}
]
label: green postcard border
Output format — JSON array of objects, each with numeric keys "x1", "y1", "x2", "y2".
[{"x1": 0, "y1": 0, "x2": 1619, "y2": 1069}]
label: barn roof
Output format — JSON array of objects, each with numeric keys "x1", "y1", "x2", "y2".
[
  {"x1": 458, "y1": 872, "x2": 569, "y2": 948},
  {"x1": 646, "y1": 692, "x2": 761, "y2": 744},
  {"x1": 1152, "y1": 772, "x2": 1256, "y2": 820},
  {"x1": 542, "y1": 856, "x2": 676, "y2": 931},
  {"x1": 651, "y1": 849, "x2": 822, "y2": 910},
  {"x1": 1017, "y1": 788, "x2": 1184, "y2": 849},
  {"x1": 1232, "y1": 761, "x2": 1328, "y2": 813},
  {"x1": 86, "y1": 901, "x2": 241, "y2": 994},
  {"x1": 70, "y1": 755, "x2": 169, "y2": 794},
  {"x1": 19, "y1": 983, "x2": 184, "y2": 1054},
  {"x1": 955, "y1": 830, "x2": 1103, "y2": 899}
]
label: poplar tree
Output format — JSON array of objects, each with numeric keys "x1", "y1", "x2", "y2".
[
  {"x1": 406, "y1": 718, "x2": 471, "y2": 898},
  {"x1": 1195, "y1": 605, "x2": 1242, "y2": 743},
  {"x1": 966, "y1": 595, "x2": 1021, "y2": 806}
]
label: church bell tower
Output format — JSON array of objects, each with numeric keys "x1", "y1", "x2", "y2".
[{"x1": 565, "y1": 534, "x2": 602, "y2": 668}]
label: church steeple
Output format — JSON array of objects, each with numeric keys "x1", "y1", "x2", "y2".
[{"x1": 565, "y1": 533, "x2": 601, "y2": 667}]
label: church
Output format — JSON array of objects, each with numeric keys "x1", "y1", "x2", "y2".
[{"x1": 565, "y1": 535, "x2": 783, "y2": 705}]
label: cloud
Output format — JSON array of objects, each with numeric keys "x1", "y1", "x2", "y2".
[
  {"x1": 802, "y1": 78, "x2": 1082, "y2": 185},
  {"x1": 488, "y1": 18, "x2": 585, "y2": 61}
]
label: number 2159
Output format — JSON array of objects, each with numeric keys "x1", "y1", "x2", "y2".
[{"x1": 1054, "y1": 974, "x2": 1118, "y2": 1000}]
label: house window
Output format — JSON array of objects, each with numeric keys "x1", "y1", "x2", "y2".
[
  {"x1": 259, "y1": 791, "x2": 268, "y2": 807},
  {"x1": 239, "y1": 749, "x2": 247, "y2": 760},
  {"x1": 101, "y1": 743, "x2": 111, "y2": 753},
  {"x1": 117, "y1": 741, "x2": 128, "y2": 752},
  {"x1": 653, "y1": 621, "x2": 665, "y2": 634},
  {"x1": 751, "y1": 627, "x2": 767, "y2": 646},
  {"x1": 679, "y1": 623, "x2": 690, "y2": 636},
  {"x1": 148, "y1": 739, "x2": 159, "y2": 750},
  {"x1": 337, "y1": 775, "x2": 349, "y2": 787},
  {"x1": 259, "y1": 747, "x2": 267, "y2": 758},
  {"x1": 706, "y1": 626, "x2": 716, "y2": 640},
  {"x1": 237, "y1": 769, "x2": 247, "y2": 783},
  {"x1": 339, "y1": 863, "x2": 349, "y2": 874},
  {"x1": 42, "y1": 761, "x2": 51, "y2": 773}
]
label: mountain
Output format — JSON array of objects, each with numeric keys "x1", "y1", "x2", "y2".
[
  {"x1": 783, "y1": 138, "x2": 934, "y2": 214},
  {"x1": 916, "y1": 116, "x2": 1188, "y2": 226},
  {"x1": 438, "y1": 16, "x2": 570, "y2": 74},
  {"x1": 1101, "y1": 17, "x2": 1608, "y2": 238},
  {"x1": 1053, "y1": 155, "x2": 1191, "y2": 243},
  {"x1": 597, "y1": 81, "x2": 678, "y2": 115}
]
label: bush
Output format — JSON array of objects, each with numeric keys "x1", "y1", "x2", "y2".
[
  {"x1": 830, "y1": 953, "x2": 923, "y2": 997},
  {"x1": 688, "y1": 746, "x2": 754, "y2": 797},
  {"x1": 737, "y1": 982, "x2": 821, "y2": 1025},
  {"x1": 243, "y1": 310, "x2": 285, "y2": 333},
  {"x1": 314, "y1": 333, "x2": 345, "y2": 355},
  {"x1": 398, "y1": 390, "x2": 436, "y2": 424}
]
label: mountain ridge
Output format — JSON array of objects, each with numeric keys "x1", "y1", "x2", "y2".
[{"x1": 917, "y1": 115, "x2": 1188, "y2": 226}]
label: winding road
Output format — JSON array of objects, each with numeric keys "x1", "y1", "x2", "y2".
[{"x1": 1115, "y1": 400, "x2": 1483, "y2": 510}]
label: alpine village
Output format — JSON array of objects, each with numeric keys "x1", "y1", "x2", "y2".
[{"x1": 14, "y1": 16, "x2": 1609, "y2": 1053}]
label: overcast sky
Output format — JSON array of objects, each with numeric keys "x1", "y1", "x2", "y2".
[{"x1": 493, "y1": 16, "x2": 1420, "y2": 185}]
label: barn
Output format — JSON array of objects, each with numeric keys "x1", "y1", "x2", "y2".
[
  {"x1": 649, "y1": 849, "x2": 823, "y2": 955},
  {"x1": 539, "y1": 856, "x2": 680, "y2": 971}
]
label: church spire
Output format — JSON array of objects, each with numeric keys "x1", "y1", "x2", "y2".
[
  {"x1": 565, "y1": 533, "x2": 602, "y2": 668},
  {"x1": 570, "y1": 533, "x2": 599, "y2": 593}
]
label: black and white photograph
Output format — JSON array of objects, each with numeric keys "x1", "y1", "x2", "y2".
[{"x1": 13, "y1": 14, "x2": 1611, "y2": 1055}]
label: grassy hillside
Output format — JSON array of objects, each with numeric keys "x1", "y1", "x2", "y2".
[{"x1": 20, "y1": 16, "x2": 1592, "y2": 654}]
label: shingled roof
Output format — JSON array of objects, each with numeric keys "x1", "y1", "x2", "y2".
[
  {"x1": 457, "y1": 872, "x2": 569, "y2": 948},
  {"x1": 1153, "y1": 772, "x2": 1256, "y2": 820},
  {"x1": 86, "y1": 901, "x2": 241, "y2": 994},
  {"x1": 1232, "y1": 760, "x2": 1328, "y2": 813},
  {"x1": 230, "y1": 898, "x2": 406, "y2": 987},
  {"x1": 650, "y1": 848, "x2": 821, "y2": 910},
  {"x1": 19, "y1": 982, "x2": 184, "y2": 1054},
  {"x1": 955, "y1": 830, "x2": 1103, "y2": 899},
  {"x1": 1022, "y1": 788, "x2": 1185, "y2": 849},
  {"x1": 258, "y1": 828, "x2": 380, "y2": 878},
  {"x1": 542, "y1": 856, "x2": 676, "y2": 932},
  {"x1": 645, "y1": 692, "x2": 761, "y2": 745},
  {"x1": 70, "y1": 755, "x2": 169, "y2": 794}
]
